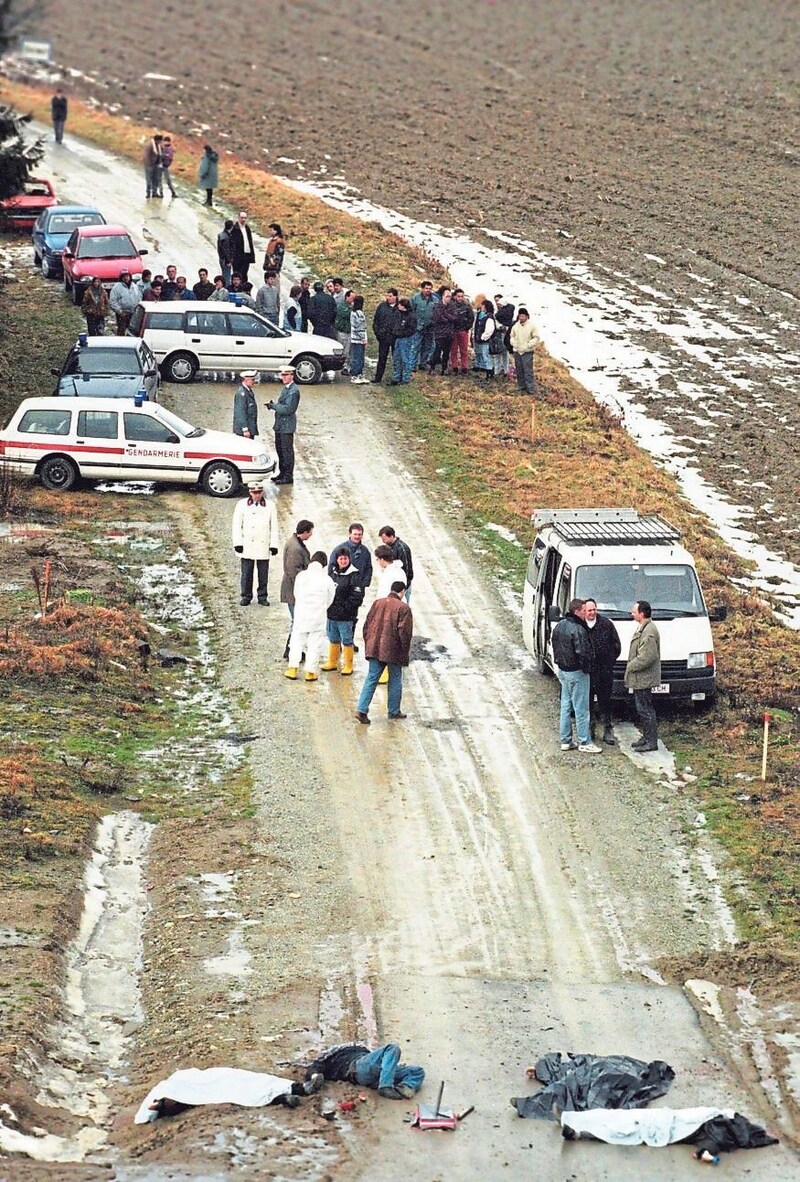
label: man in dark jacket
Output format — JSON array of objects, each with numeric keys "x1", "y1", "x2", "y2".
[
  {"x1": 322, "y1": 547, "x2": 366, "y2": 676},
  {"x1": 230, "y1": 212, "x2": 255, "y2": 283},
  {"x1": 266, "y1": 366, "x2": 300, "y2": 484},
  {"x1": 391, "y1": 299, "x2": 417, "y2": 385},
  {"x1": 217, "y1": 220, "x2": 235, "y2": 287},
  {"x1": 449, "y1": 289, "x2": 474, "y2": 375},
  {"x1": 51, "y1": 89, "x2": 68, "y2": 143},
  {"x1": 329, "y1": 523, "x2": 373, "y2": 590},
  {"x1": 378, "y1": 526, "x2": 414, "y2": 601},
  {"x1": 355, "y1": 583, "x2": 413, "y2": 724},
  {"x1": 372, "y1": 289, "x2": 398, "y2": 383},
  {"x1": 551, "y1": 598, "x2": 602, "y2": 753},
  {"x1": 307, "y1": 282, "x2": 337, "y2": 339},
  {"x1": 584, "y1": 597, "x2": 621, "y2": 745},
  {"x1": 298, "y1": 276, "x2": 312, "y2": 332}
]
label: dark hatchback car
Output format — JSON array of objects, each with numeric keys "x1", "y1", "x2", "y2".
[{"x1": 53, "y1": 336, "x2": 161, "y2": 402}]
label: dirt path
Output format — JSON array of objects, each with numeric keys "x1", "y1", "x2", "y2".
[{"x1": 9, "y1": 135, "x2": 798, "y2": 1179}]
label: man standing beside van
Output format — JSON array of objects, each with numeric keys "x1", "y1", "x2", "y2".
[
  {"x1": 625, "y1": 601, "x2": 661, "y2": 753},
  {"x1": 584, "y1": 598, "x2": 621, "y2": 745},
  {"x1": 551, "y1": 599, "x2": 603, "y2": 754}
]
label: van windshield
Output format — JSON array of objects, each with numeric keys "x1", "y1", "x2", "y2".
[
  {"x1": 154, "y1": 406, "x2": 200, "y2": 438},
  {"x1": 575, "y1": 564, "x2": 706, "y2": 619}
]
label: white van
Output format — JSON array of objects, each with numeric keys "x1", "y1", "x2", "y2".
[
  {"x1": 522, "y1": 508, "x2": 727, "y2": 702},
  {"x1": 0, "y1": 396, "x2": 276, "y2": 497}
]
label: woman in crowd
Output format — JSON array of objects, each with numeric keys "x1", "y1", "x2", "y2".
[
  {"x1": 473, "y1": 298, "x2": 496, "y2": 381},
  {"x1": 264, "y1": 223, "x2": 286, "y2": 278}
]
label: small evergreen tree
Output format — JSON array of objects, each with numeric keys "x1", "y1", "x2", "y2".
[{"x1": 0, "y1": 104, "x2": 42, "y2": 199}]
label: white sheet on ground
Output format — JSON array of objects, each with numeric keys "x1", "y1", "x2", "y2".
[
  {"x1": 134, "y1": 1066, "x2": 294, "y2": 1124},
  {"x1": 561, "y1": 1106, "x2": 735, "y2": 1146}
]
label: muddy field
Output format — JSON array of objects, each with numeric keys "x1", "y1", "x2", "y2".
[{"x1": 26, "y1": 0, "x2": 800, "y2": 595}]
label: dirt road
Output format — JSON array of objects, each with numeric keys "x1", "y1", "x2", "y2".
[{"x1": 13, "y1": 135, "x2": 796, "y2": 1179}]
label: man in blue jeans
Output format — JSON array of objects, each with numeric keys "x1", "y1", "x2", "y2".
[
  {"x1": 304, "y1": 1042, "x2": 425, "y2": 1100},
  {"x1": 551, "y1": 598, "x2": 603, "y2": 754},
  {"x1": 356, "y1": 582, "x2": 413, "y2": 724}
]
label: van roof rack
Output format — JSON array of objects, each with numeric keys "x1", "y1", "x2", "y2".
[{"x1": 531, "y1": 508, "x2": 681, "y2": 546}]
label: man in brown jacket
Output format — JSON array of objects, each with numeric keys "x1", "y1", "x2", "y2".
[
  {"x1": 355, "y1": 582, "x2": 413, "y2": 724},
  {"x1": 280, "y1": 519, "x2": 314, "y2": 658},
  {"x1": 624, "y1": 600, "x2": 661, "y2": 752}
]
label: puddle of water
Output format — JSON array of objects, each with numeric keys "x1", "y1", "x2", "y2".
[
  {"x1": 0, "y1": 811, "x2": 153, "y2": 1163},
  {"x1": 211, "y1": 1112, "x2": 339, "y2": 1179},
  {"x1": 95, "y1": 482, "x2": 156, "y2": 496}
]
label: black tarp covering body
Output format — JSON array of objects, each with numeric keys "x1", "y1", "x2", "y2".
[{"x1": 513, "y1": 1052, "x2": 675, "y2": 1120}]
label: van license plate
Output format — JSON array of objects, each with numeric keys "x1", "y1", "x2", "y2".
[{"x1": 652, "y1": 684, "x2": 670, "y2": 694}]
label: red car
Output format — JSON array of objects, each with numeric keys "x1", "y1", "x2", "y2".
[
  {"x1": 62, "y1": 224, "x2": 148, "y2": 306},
  {"x1": 0, "y1": 177, "x2": 58, "y2": 232}
]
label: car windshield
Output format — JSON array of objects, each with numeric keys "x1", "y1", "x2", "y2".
[
  {"x1": 154, "y1": 406, "x2": 203, "y2": 438},
  {"x1": 66, "y1": 348, "x2": 141, "y2": 376},
  {"x1": 575, "y1": 563, "x2": 706, "y2": 619},
  {"x1": 48, "y1": 212, "x2": 103, "y2": 234},
  {"x1": 77, "y1": 235, "x2": 137, "y2": 259}
]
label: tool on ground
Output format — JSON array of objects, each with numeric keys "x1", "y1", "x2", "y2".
[{"x1": 411, "y1": 1080, "x2": 460, "y2": 1131}]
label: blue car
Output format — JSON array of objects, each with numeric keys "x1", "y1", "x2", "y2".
[{"x1": 32, "y1": 206, "x2": 106, "y2": 279}]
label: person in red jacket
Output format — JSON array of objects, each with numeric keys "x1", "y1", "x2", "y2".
[{"x1": 355, "y1": 583, "x2": 413, "y2": 724}]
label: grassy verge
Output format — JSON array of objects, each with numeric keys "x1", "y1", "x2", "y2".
[{"x1": 1, "y1": 79, "x2": 797, "y2": 942}]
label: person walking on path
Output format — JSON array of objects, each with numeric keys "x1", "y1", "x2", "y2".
[
  {"x1": 51, "y1": 88, "x2": 68, "y2": 143},
  {"x1": 160, "y1": 136, "x2": 177, "y2": 197},
  {"x1": 80, "y1": 276, "x2": 109, "y2": 336},
  {"x1": 263, "y1": 223, "x2": 286, "y2": 278},
  {"x1": 391, "y1": 298, "x2": 417, "y2": 385},
  {"x1": 217, "y1": 220, "x2": 235, "y2": 287},
  {"x1": 109, "y1": 268, "x2": 141, "y2": 335},
  {"x1": 143, "y1": 134, "x2": 164, "y2": 198},
  {"x1": 233, "y1": 370, "x2": 259, "y2": 439},
  {"x1": 322, "y1": 547, "x2": 365, "y2": 676},
  {"x1": 230, "y1": 211, "x2": 255, "y2": 281},
  {"x1": 624, "y1": 600, "x2": 661, "y2": 752},
  {"x1": 286, "y1": 552, "x2": 335, "y2": 681},
  {"x1": 584, "y1": 597, "x2": 621, "y2": 744},
  {"x1": 355, "y1": 583, "x2": 413, "y2": 724},
  {"x1": 429, "y1": 288, "x2": 456, "y2": 375},
  {"x1": 410, "y1": 280, "x2": 435, "y2": 371},
  {"x1": 449, "y1": 289, "x2": 474, "y2": 375},
  {"x1": 372, "y1": 288, "x2": 398, "y2": 383},
  {"x1": 198, "y1": 145, "x2": 219, "y2": 208},
  {"x1": 509, "y1": 307, "x2": 540, "y2": 396},
  {"x1": 349, "y1": 295, "x2": 368, "y2": 382},
  {"x1": 266, "y1": 366, "x2": 300, "y2": 484},
  {"x1": 552, "y1": 598, "x2": 603, "y2": 754},
  {"x1": 232, "y1": 481, "x2": 279, "y2": 606},
  {"x1": 378, "y1": 526, "x2": 413, "y2": 601}
]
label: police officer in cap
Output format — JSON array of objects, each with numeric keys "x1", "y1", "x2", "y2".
[
  {"x1": 233, "y1": 370, "x2": 259, "y2": 438},
  {"x1": 266, "y1": 366, "x2": 300, "y2": 484}
]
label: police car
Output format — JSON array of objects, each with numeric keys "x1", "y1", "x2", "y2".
[{"x1": 0, "y1": 396, "x2": 276, "y2": 497}]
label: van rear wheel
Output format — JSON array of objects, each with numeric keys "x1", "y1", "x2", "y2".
[
  {"x1": 163, "y1": 351, "x2": 197, "y2": 383},
  {"x1": 40, "y1": 455, "x2": 78, "y2": 492},
  {"x1": 201, "y1": 460, "x2": 240, "y2": 498}
]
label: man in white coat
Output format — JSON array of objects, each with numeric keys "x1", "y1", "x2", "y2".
[
  {"x1": 286, "y1": 551, "x2": 335, "y2": 682},
  {"x1": 232, "y1": 481, "x2": 279, "y2": 606}
]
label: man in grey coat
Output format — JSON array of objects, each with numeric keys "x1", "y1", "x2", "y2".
[
  {"x1": 109, "y1": 269, "x2": 141, "y2": 335},
  {"x1": 255, "y1": 273, "x2": 281, "y2": 323},
  {"x1": 624, "y1": 600, "x2": 661, "y2": 752},
  {"x1": 232, "y1": 370, "x2": 258, "y2": 438},
  {"x1": 266, "y1": 366, "x2": 300, "y2": 484}
]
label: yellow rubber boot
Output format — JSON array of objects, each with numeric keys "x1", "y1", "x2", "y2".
[
  {"x1": 321, "y1": 643, "x2": 341, "y2": 672},
  {"x1": 284, "y1": 667, "x2": 298, "y2": 680},
  {"x1": 341, "y1": 645, "x2": 354, "y2": 675},
  {"x1": 304, "y1": 671, "x2": 319, "y2": 682},
  {"x1": 378, "y1": 667, "x2": 389, "y2": 685}
]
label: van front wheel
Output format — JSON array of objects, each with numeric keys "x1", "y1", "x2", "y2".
[{"x1": 201, "y1": 460, "x2": 240, "y2": 498}]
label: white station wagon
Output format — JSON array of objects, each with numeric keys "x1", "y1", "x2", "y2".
[
  {"x1": 128, "y1": 301, "x2": 345, "y2": 384},
  {"x1": 0, "y1": 396, "x2": 276, "y2": 497}
]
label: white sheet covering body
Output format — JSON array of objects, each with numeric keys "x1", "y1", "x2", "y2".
[
  {"x1": 561, "y1": 1106, "x2": 736, "y2": 1147},
  {"x1": 134, "y1": 1066, "x2": 295, "y2": 1124}
]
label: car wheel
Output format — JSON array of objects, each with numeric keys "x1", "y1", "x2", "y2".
[
  {"x1": 163, "y1": 351, "x2": 197, "y2": 383},
  {"x1": 292, "y1": 354, "x2": 323, "y2": 384},
  {"x1": 200, "y1": 460, "x2": 240, "y2": 498},
  {"x1": 33, "y1": 247, "x2": 41, "y2": 266},
  {"x1": 39, "y1": 455, "x2": 78, "y2": 492},
  {"x1": 41, "y1": 253, "x2": 54, "y2": 279}
]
